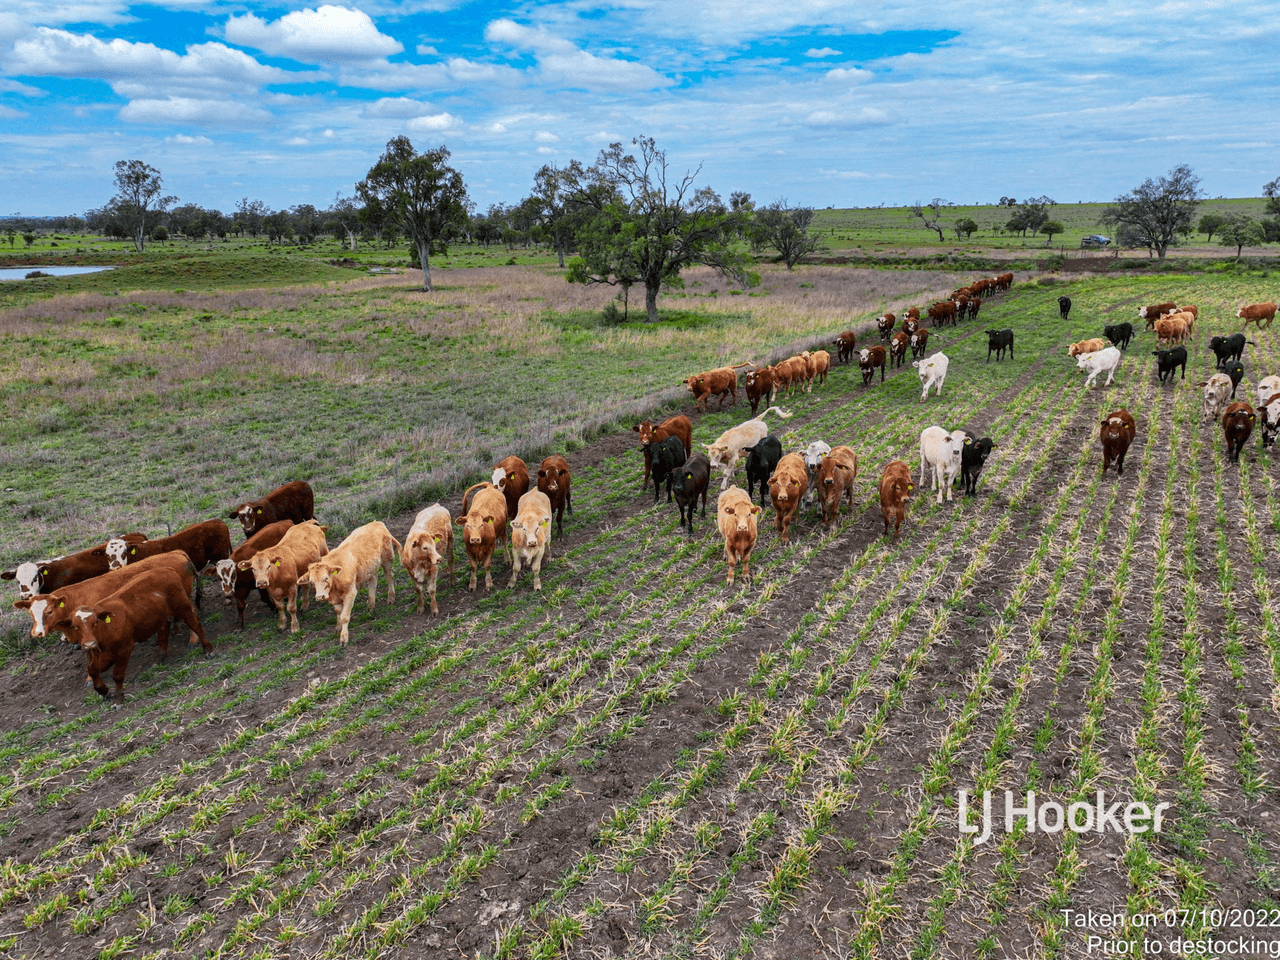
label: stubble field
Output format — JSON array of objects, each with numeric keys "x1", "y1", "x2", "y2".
[{"x1": 0, "y1": 262, "x2": 1279, "y2": 959}]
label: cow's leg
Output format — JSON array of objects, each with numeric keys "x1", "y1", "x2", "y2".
[
  {"x1": 508, "y1": 548, "x2": 522, "y2": 588},
  {"x1": 531, "y1": 548, "x2": 544, "y2": 591},
  {"x1": 484, "y1": 551, "x2": 494, "y2": 591},
  {"x1": 467, "y1": 556, "x2": 478, "y2": 592},
  {"x1": 338, "y1": 590, "x2": 357, "y2": 646},
  {"x1": 180, "y1": 601, "x2": 210, "y2": 653},
  {"x1": 412, "y1": 576, "x2": 426, "y2": 614}
]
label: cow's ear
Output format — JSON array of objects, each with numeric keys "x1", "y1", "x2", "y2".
[
  {"x1": 227, "y1": 509, "x2": 238, "y2": 519},
  {"x1": 90, "y1": 548, "x2": 104, "y2": 557},
  {"x1": 237, "y1": 559, "x2": 252, "y2": 571},
  {"x1": 990, "y1": 443, "x2": 997, "y2": 449},
  {"x1": 751, "y1": 505, "x2": 761, "y2": 514},
  {"x1": 12, "y1": 599, "x2": 31, "y2": 609},
  {"x1": 632, "y1": 424, "x2": 641, "y2": 433}
]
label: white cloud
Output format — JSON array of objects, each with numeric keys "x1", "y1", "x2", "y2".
[
  {"x1": 0, "y1": 105, "x2": 26, "y2": 119},
  {"x1": 485, "y1": 19, "x2": 671, "y2": 91},
  {"x1": 286, "y1": 136, "x2": 310, "y2": 145},
  {"x1": 0, "y1": 79, "x2": 44, "y2": 97},
  {"x1": 801, "y1": 107, "x2": 890, "y2": 128},
  {"x1": 805, "y1": 46, "x2": 841, "y2": 57},
  {"x1": 224, "y1": 5, "x2": 403, "y2": 64},
  {"x1": 416, "y1": 44, "x2": 438, "y2": 56},
  {"x1": 361, "y1": 96, "x2": 437, "y2": 119},
  {"x1": 406, "y1": 112, "x2": 456, "y2": 131},
  {"x1": 119, "y1": 97, "x2": 271, "y2": 124},
  {"x1": 825, "y1": 66, "x2": 872, "y2": 82},
  {"x1": 166, "y1": 133, "x2": 212, "y2": 144},
  {"x1": 534, "y1": 130, "x2": 559, "y2": 142}
]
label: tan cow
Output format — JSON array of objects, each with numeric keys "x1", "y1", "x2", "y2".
[
  {"x1": 1154, "y1": 316, "x2": 1190, "y2": 348},
  {"x1": 814, "y1": 445, "x2": 858, "y2": 529},
  {"x1": 455, "y1": 482, "x2": 509, "y2": 592},
  {"x1": 509, "y1": 490, "x2": 552, "y2": 591},
  {"x1": 802, "y1": 349, "x2": 831, "y2": 390},
  {"x1": 767, "y1": 452, "x2": 808, "y2": 544},
  {"x1": 239, "y1": 519, "x2": 328, "y2": 633},
  {"x1": 299, "y1": 521, "x2": 400, "y2": 649},
  {"x1": 206, "y1": 519, "x2": 293, "y2": 630},
  {"x1": 400, "y1": 505, "x2": 453, "y2": 615},
  {"x1": 1067, "y1": 338, "x2": 1110, "y2": 357},
  {"x1": 717, "y1": 486, "x2": 761, "y2": 586}
]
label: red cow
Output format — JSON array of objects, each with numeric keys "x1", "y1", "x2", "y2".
[
  {"x1": 634, "y1": 415, "x2": 693, "y2": 488},
  {"x1": 2, "y1": 532, "x2": 147, "y2": 599},
  {"x1": 879, "y1": 460, "x2": 913, "y2": 536},
  {"x1": 1099, "y1": 409, "x2": 1137, "y2": 475},
  {"x1": 536, "y1": 455, "x2": 573, "y2": 536},
  {"x1": 103, "y1": 520, "x2": 232, "y2": 572},
  {"x1": 228, "y1": 481, "x2": 315, "y2": 537}
]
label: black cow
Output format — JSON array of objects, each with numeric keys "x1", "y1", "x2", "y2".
[
  {"x1": 1209, "y1": 333, "x2": 1254, "y2": 369},
  {"x1": 1104, "y1": 322, "x2": 1134, "y2": 350},
  {"x1": 1057, "y1": 296, "x2": 1072, "y2": 320},
  {"x1": 1225, "y1": 360, "x2": 1246, "y2": 398},
  {"x1": 1153, "y1": 346, "x2": 1187, "y2": 384},
  {"x1": 672, "y1": 454, "x2": 710, "y2": 535},
  {"x1": 742, "y1": 437, "x2": 783, "y2": 508},
  {"x1": 953, "y1": 432, "x2": 997, "y2": 496},
  {"x1": 650, "y1": 435, "x2": 687, "y2": 504},
  {"x1": 985, "y1": 329, "x2": 1014, "y2": 362}
]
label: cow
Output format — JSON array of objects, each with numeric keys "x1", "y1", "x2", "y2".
[
  {"x1": 919, "y1": 426, "x2": 966, "y2": 505},
  {"x1": 814, "y1": 445, "x2": 857, "y2": 529},
  {"x1": 672, "y1": 454, "x2": 711, "y2": 535},
  {"x1": 1057, "y1": 296, "x2": 1071, "y2": 320},
  {"x1": 967, "y1": 297, "x2": 982, "y2": 323},
  {"x1": 785, "y1": 354, "x2": 813, "y2": 393},
  {"x1": 2, "y1": 532, "x2": 148, "y2": 600},
  {"x1": 650, "y1": 435, "x2": 690, "y2": 504},
  {"x1": 744, "y1": 366, "x2": 776, "y2": 415},
  {"x1": 683, "y1": 363, "x2": 750, "y2": 411},
  {"x1": 927, "y1": 301, "x2": 957, "y2": 327},
  {"x1": 902, "y1": 316, "x2": 921, "y2": 337},
  {"x1": 239, "y1": 520, "x2": 329, "y2": 632},
  {"x1": 1257, "y1": 376, "x2": 1280, "y2": 408},
  {"x1": 889, "y1": 332, "x2": 909, "y2": 369},
  {"x1": 913, "y1": 352, "x2": 950, "y2": 402},
  {"x1": 706, "y1": 406, "x2": 793, "y2": 491},
  {"x1": 767, "y1": 453, "x2": 808, "y2": 544},
  {"x1": 206, "y1": 519, "x2": 293, "y2": 630},
  {"x1": 802, "y1": 349, "x2": 831, "y2": 390},
  {"x1": 491, "y1": 456, "x2": 530, "y2": 524},
  {"x1": 1139, "y1": 302, "x2": 1177, "y2": 327},
  {"x1": 905, "y1": 306, "x2": 921, "y2": 320},
  {"x1": 228, "y1": 481, "x2": 315, "y2": 538},
  {"x1": 997, "y1": 272, "x2": 1014, "y2": 292},
  {"x1": 1237, "y1": 302, "x2": 1278, "y2": 330},
  {"x1": 859, "y1": 346, "x2": 887, "y2": 386},
  {"x1": 717, "y1": 486, "x2": 761, "y2": 586},
  {"x1": 742, "y1": 436, "x2": 783, "y2": 508},
  {"x1": 507, "y1": 491, "x2": 552, "y2": 591},
  {"x1": 877, "y1": 314, "x2": 896, "y2": 340},
  {"x1": 800, "y1": 440, "x2": 832, "y2": 508},
  {"x1": 1153, "y1": 346, "x2": 1187, "y2": 384},
  {"x1": 1259, "y1": 393, "x2": 1280, "y2": 450},
  {"x1": 1067, "y1": 338, "x2": 1109, "y2": 357},
  {"x1": 1077, "y1": 346, "x2": 1122, "y2": 388},
  {"x1": 1099, "y1": 409, "x2": 1136, "y2": 476},
  {"x1": 1225, "y1": 360, "x2": 1246, "y2": 398},
  {"x1": 400, "y1": 505, "x2": 453, "y2": 615},
  {"x1": 985, "y1": 329, "x2": 1014, "y2": 362},
  {"x1": 55, "y1": 566, "x2": 209, "y2": 703},
  {"x1": 1153, "y1": 316, "x2": 1189, "y2": 348},
  {"x1": 1209, "y1": 333, "x2": 1253, "y2": 369},
  {"x1": 879, "y1": 461, "x2": 913, "y2": 537},
  {"x1": 909, "y1": 328, "x2": 930, "y2": 359},
  {"x1": 1200, "y1": 374, "x2": 1234, "y2": 422},
  {"x1": 1164, "y1": 310, "x2": 1196, "y2": 335},
  {"x1": 634, "y1": 415, "x2": 693, "y2": 490},
  {"x1": 455, "y1": 482, "x2": 509, "y2": 592},
  {"x1": 297, "y1": 521, "x2": 400, "y2": 649},
  {"x1": 104, "y1": 519, "x2": 232, "y2": 573},
  {"x1": 1104, "y1": 322, "x2": 1134, "y2": 350},
  {"x1": 16, "y1": 551, "x2": 196, "y2": 643},
  {"x1": 536, "y1": 455, "x2": 573, "y2": 536},
  {"x1": 833, "y1": 331, "x2": 857, "y2": 364},
  {"x1": 770, "y1": 356, "x2": 805, "y2": 397},
  {"x1": 1223, "y1": 402, "x2": 1256, "y2": 462},
  {"x1": 956, "y1": 434, "x2": 997, "y2": 496}
]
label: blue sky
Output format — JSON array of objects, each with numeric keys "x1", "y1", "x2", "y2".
[{"x1": 2, "y1": 1, "x2": 1278, "y2": 217}]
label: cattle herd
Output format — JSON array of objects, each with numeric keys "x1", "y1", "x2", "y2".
[{"x1": 8, "y1": 273, "x2": 1279, "y2": 705}]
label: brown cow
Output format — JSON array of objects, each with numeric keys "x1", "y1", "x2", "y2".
[
  {"x1": 491, "y1": 456, "x2": 529, "y2": 522},
  {"x1": 16, "y1": 551, "x2": 195, "y2": 643},
  {"x1": 767, "y1": 452, "x2": 808, "y2": 544},
  {"x1": 927, "y1": 301, "x2": 957, "y2": 326},
  {"x1": 876, "y1": 314, "x2": 896, "y2": 340},
  {"x1": 889, "y1": 331, "x2": 909, "y2": 369},
  {"x1": 772, "y1": 356, "x2": 808, "y2": 397},
  {"x1": 902, "y1": 316, "x2": 921, "y2": 337},
  {"x1": 455, "y1": 482, "x2": 509, "y2": 592},
  {"x1": 814, "y1": 445, "x2": 858, "y2": 530},
  {"x1": 905, "y1": 306, "x2": 921, "y2": 320},
  {"x1": 879, "y1": 460, "x2": 913, "y2": 536},
  {"x1": 1153, "y1": 316, "x2": 1190, "y2": 348},
  {"x1": 859, "y1": 346, "x2": 887, "y2": 386},
  {"x1": 239, "y1": 520, "x2": 329, "y2": 633},
  {"x1": 634, "y1": 415, "x2": 693, "y2": 489},
  {"x1": 910, "y1": 328, "x2": 930, "y2": 359},
  {"x1": 1099, "y1": 409, "x2": 1136, "y2": 476},
  {"x1": 54, "y1": 566, "x2": 209, "y2": 703},
  {"x1": 744, "y1": 366, "x2": 776, "y2": 416},
  {"x1": 1238, "y1": 302, "x2": 1278, "y2": 330},
  {"x1": 2, "y1": 532, "x2": 147, "y2": 599},
  {"x1": 683, "y1": 363, "x2": 750, "y2": 411},
  {"x1": 298, "y1": 521, "x2": 400, "y2": 648},
  {"x1": 536, "y1": 455, "x2": 573, "y2": 536},
  {"x1": 401, "y1": 504, "x2": 453, "y2": 615},
  {"x1": 228, "y1": 481, "x2": 315, "y2": 537},
  {"x1": 1223, "y1": 402, "x2": 1256, "y2": 462},
  {"x1": 833, "y1": 331, "x2": 857, "y2": 364},
  {"x1": 1139, "y1": 301, "x2": 1178, "y2": 327},
  {"x1": 717, "y1": 486, "x2": 761, "y2": 586},
  {"x1": 104, "y1": 519, "x2": 232, "y2": 573},
  {"x1": 206, "y1": 519, "x2": 294, "y2": 629},
  {"x1": 802, "y1": 349, "x2": 831, "y2": 390}
]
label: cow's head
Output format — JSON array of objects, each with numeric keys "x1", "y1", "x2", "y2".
[
  {"x1": 456, "y1": 512, "x2": 496, "y2": 547},
  {"x1": 5, "y1": 561, "x2": 45, "y2": 599},
  {"x1": 63, "y1": 606, "x2": 112, "y2": 651},
  {"x1": 209, "y1": 558, "x2": 239, "y2": 598},
  {"x1": 243, "y1": 552, "x2": 284, "y2": 590},
  {"x1": 13, "y1": 594, "x2": 61, "y2": 638},
  {"x1": 298, "y1": 560, "x2": 340, "y2": 602},
  {"x1": 632, "y1": 421, "x2": 655, "y2": 445},
  {"x1": 407, "y1": 533, "x2": 445, "y2": 574},
  {"x1": 104, "y1": 538, "x2": 133, "y2": 570}
]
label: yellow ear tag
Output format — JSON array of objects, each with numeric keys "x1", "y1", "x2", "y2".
[
  {"x1": 485, "y1": 518, "x2": 493, "y2": 524},
  {"x1": 686, "y1": 472, "x2": 692, "y2": 479},
  {"x1": 130, "y1": 547, "x2": 136, "y2": 555},
  {"x1": 41, "y1": 568, "x2": 48, "y2": 576},
  {"x1": 508, "y1": 472, "x2": 515, "y2": 479},
  {"x1": 433, "y1": 535, "x2": 442, "y2": 542},
  {"x1": 104, "y1": 615, "x2": 111, "y2": 623},
  {"x1": 273, "y1": 559, "x2": 281, "y2": 566},
  {"x1": 908, "y1": 484, "x2": 915, "y2": 491},
  {"x1": 58, "y1": 601, "x2": 64, "y2": 608},
  {"x1": 256, "y1": 508, "x2": 262, "y2": 514}
]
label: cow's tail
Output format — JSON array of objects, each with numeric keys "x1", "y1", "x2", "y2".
[
  {"x1": 730, "y1": 362, "x2": 753, "y2": 369},
  {"x1": 460, "y1": 481, "x2": 489, "y2": 516},
  {"x1": 759, "y1": 406, "x2": 793, "y2": 422}
]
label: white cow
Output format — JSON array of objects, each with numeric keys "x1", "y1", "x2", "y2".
[
  {"x1": 1200, "y1": 373, "x2": 1233, "y2": 422},
  {"x1": 912, "y1": 352, "x2": 950, "y2": 402},
  {"x1": 800, "y1": 440, "x2": 831, "y2": 506},
  {"x1": 705, "y1": 406, "x2": 792, "y2": 491},
  {"x1": 1260, "y1": 392, "x2": 1280, "y2": 450},
  {"x1": 1256, "y1": 375, "x2": 1280, "y2": 408},
  {"x1": 1076, "y1": 346, "x2": 1122, "y2": 388},
  {"x1": 919, "y1": 426, "x2": 966, "y2": 504}
]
